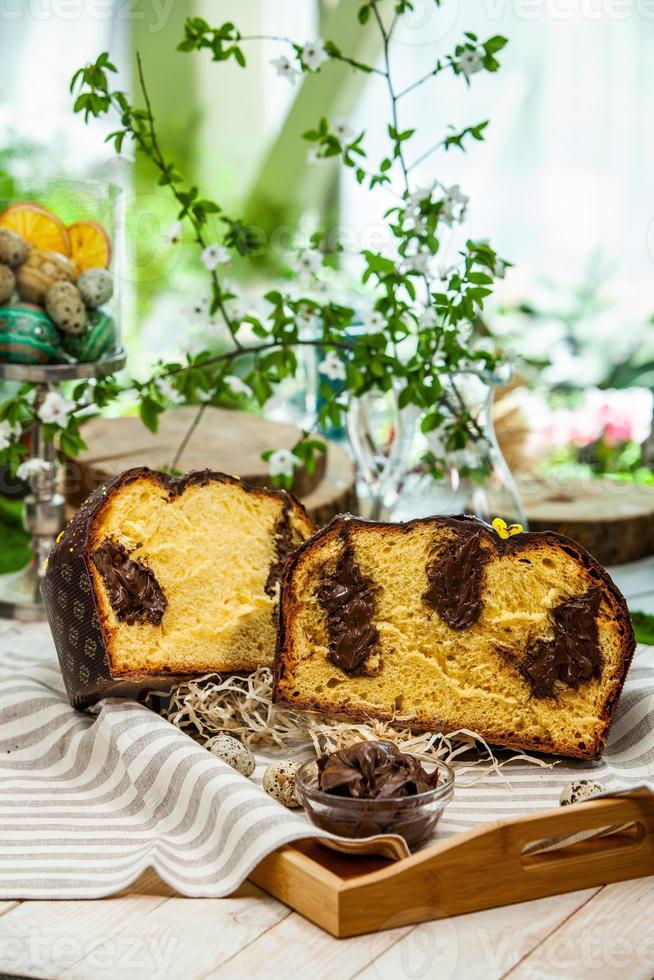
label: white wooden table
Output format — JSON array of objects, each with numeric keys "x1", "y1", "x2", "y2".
[{"x1": 0, "y1": 558, "x2": 652, "y2": 980}]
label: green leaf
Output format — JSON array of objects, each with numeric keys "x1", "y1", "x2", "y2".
[
  {"x1": 139, "y1": 396, "x2": 162, "y2": 433},
  {"x1": 631, "y1": 610, "x2": 654, "y2": 645},
  {"x1": 421, "y1": 411, "x2": 440, "y2": 433},
  {"x1": 484, "y1": 35, "x2": 508, "y2": 55}
]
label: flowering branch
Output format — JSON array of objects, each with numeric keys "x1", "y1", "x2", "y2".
[{"x1": 1, "y1": 2, "x2": 510, "y2": 493}]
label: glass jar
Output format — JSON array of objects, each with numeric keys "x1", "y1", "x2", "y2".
[
  {"x1": 0, "y1": 177, "x2": 121, "y2": 366},
  {"x1": 348, "y1": 366, "x2": 526, "y2": 527}
]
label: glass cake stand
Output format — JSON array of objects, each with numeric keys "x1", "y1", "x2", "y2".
[{"x1": 0, "y1": 351, "x2": 126, "y2": 622}]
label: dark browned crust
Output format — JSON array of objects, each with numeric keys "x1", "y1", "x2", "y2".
[
  {"x1": 43, "y1": 467, "x2": 313, "y2": 710},
  {"x1": 273, "y1": 514, "x2": 636, "y2": 762}
]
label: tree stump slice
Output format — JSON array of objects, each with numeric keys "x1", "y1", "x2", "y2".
[
  {"x1": 63, "y1": 408, "x2": 356, "y2": 526},
  {"x1": 519, "y1": 477, "x2": 654, "y2": 565}
]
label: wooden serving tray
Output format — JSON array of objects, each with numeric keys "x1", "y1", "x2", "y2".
[{"x1": 250, "y1": 791, "x2": 654, "y2": 938}]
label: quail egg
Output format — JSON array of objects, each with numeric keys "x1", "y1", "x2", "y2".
[
  {"x1": 263, "y1": 760, "x2": 302, "y2": 808},
  {"x1": 205, "y1": 733, "x2": 255, "y2": 777}
]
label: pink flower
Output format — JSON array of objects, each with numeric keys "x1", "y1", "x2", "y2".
[{"x1": 603, "y1": 419, "x2": 634, "y2": 447}]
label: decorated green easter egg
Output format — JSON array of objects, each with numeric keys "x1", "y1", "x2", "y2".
[
  {"x1": 0, "y1": 303, "x2": 62, "y2": 364},
  {"x1": 61, "y1": 308, "x2": 117, "y2": 363}
]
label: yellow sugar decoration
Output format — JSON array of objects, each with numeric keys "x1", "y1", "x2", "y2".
[{"x1": 492, "y1": 517, "x2": 523, "y2": 539}]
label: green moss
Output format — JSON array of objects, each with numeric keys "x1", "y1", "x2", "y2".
[{"x1": 0, "y1": 497, "x2": 30, "y2": 574}]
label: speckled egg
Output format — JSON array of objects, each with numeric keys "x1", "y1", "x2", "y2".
[
  {"x1": 16, "y1": 249, "x2": 77, "y2": 305},
  {"x1": 205, "y1": 734, "x2": 255, "y2": 777},
  {"x1": 0, "y1": 228, "x2": 29, "y2": 268},
  {"x1": 262, "y1": 760, "x2": 302, "y2": 808},
  {"x1": 45, "y1": 280, "x2": 86, "y2": 334},
  {"x1": 560, "y1": 779, "x2": 605, "y2": 806},
  {"x1": 0, "y1": 304, "x2": 62, "y2": 364},
  {"x1": 61, "y1": 309, "x2": 118, "y2": 363},
  {"x1": 0, "y1": 264, "x2": 15, "y2": 305},
  {"x1": 77, "y1": 267, "x2": 114, "y2": 309}
]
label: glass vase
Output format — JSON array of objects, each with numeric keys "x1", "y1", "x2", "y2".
[{"x1": 348, "y1": 367, "x2": 526, "y2": 527}]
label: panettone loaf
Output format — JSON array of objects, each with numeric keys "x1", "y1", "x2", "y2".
[
  {"x1": 274, "y1": 515, "x2": 635, "y2": 760},
  {"x1": 44, "y1": 468, "x2": 314, "y2": 708}
]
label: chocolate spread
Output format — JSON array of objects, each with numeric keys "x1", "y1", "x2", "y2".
[
  {"x1": 317, "y1": 740, "x2": 440, "y2": 800},
  {"x1": 92, "y1": 539, "x2": 167, "y2": 626},
  {"x1": 265, "y1": 506, "x2": 297, "y2": 597},
  {"x1": 423, "y1": 529, "x2": 485, "y2": 629},
  {"x1": 317, "y1": 543, "x2": 378, "y2": 674},
  {"x1": 521, "y1": 588, "x2": 602, "y2": 698}
]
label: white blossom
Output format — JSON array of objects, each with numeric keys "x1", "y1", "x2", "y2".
[
  {"x1": 38, "y1": 391, "x2": 75, "y2": 427},
  {"x1": 407, "y1": 181, "x2": 436, "y2": 210},
  {"x1": 16, "y1": 458, "x2": 50, "y2": 481},
  {"x1": 302, "y1": 38, "x2": 329, "y2": 72},
  {"x1": 405, "y1": 214, "x2": 427, "y2": 236},
  {"x1": 440, "y1": 184, "x2": 469, "y2": 226},
  {"x1": 292, "y1": 248, "x2": 323, "y2": 280},
  {"x1": 186, "y1": 296, "x2": 211, "y2": 325},
  {"x1": 420, "y1": 306, "x2": 438, "y2": 328},
  {"x1": 294, "y1": 304, "x2": 320, "y2": 332},
  {"x1": 268, "y1": 448, "x2": 301, "y2": 479},
  {"x1": 402, "y1": 247, "x2": 433, "y2": 276},
  {"x1": 306, "y1": 148, "x2": 325, "y2": 165},
  {"x1": 224, "y1": 374, "x2": 252, "y2": 398},
  {"x1": 494, "y1": 257, "x2": 507, "y2": 279},
  {"x1": 155, "y1": 378, "x2": 183, "y2": 405},
  {"x1": 318, "y1": 350, "x2": 346, "y2": 382},
  {"x1": 451, "y1": 448, "x2": 480, "y2": 470},
  {"x1": 164, "y1": 220, "x2": 182, "y2": 245},
  {"x1": 271, "y1": 54, "x2": 301, "y2": 85},
  {"x1": 332, "y1": 116, "x2": 355, "y2": 143},
  {"x1": 458, "y1": 322, "x2": 474, "y2": 343},
  {"x1": 363, "y1": 309, "x2": 385, "y2": 331},
  {"x1": 455, "y1": 48, "x2": 484, "y2": 78},
  {"x1": 0, "y1": 419, "x2": 21, "y2": 450},
  {"x1": 201, "y1": 244, "x2": 230, "y2": 271}
]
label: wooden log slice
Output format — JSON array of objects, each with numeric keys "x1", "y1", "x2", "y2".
[
  {"x1": 518, "y1": 477, "x2": 654, "y2": 565},
  {"x1": 62, "y1": 407, "x2": 356, "y2": 526}
]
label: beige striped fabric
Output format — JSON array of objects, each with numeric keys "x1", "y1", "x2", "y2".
[{"x1": 0, "y1": 622, "x2": 651, "y2": 899}]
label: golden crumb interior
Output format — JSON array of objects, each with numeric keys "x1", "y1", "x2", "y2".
[
  {"x1": 89, "y1": 476, "x2": 312, "y2": 675},
  {"x1": 276, "y1": 522, "x2": 630, "y2": 758}
]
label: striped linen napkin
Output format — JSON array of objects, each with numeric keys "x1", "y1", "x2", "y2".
[{"x1": 0, "y1": 621, "x2": 651, "y2": 899}]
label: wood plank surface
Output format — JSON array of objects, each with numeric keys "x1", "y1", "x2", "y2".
[
  {"x1": 58, "y1": 881, "x2": 290, "y2": 980},
  {"x1": 507, "y1": 876, "x2": 654, "y2": 980},
  {"x1": 213, "y1": 910, "x2": 412, "y2": 980},
  {"x1": 356, "y1": 888, "x2": 600, "y2": 980}
]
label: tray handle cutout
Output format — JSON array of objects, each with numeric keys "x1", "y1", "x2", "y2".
[{"x1": 521, "y1": 821, "x2": 644, "y2": 868}]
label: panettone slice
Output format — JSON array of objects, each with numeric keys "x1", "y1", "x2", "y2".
[
  {"x1": 274, "y1": 515, "x2": 635, "y2": 760},
  {"x1": 44, "y1": 468, "x2": 314, "y2": 708}
]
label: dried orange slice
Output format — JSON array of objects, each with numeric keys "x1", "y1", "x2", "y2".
[
  {"x1": 0, "y1": 201, "x2": 71, "y2": 256},
  {"x1": 68, "y1": 220, "x2": 112, "y2": 273}
]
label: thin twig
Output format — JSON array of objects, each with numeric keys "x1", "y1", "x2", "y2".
[
  {"x1": 161, "y1": 338, "x2": 357, "y2": 379},
  {"x1": 407, "y1": 139, "x2": 445, "y2": 174},
  {"x1": 239, "y1": 33, "x2": 386, "y2": 76},
  {"x1": 170, "y1": 403, "x2": 206, "y2": 472},
  {"x1": 397, "y1": 64, "x2": 448, "y2": 100}
]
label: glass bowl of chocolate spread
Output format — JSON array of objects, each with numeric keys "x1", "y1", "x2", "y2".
[{"x1": 296, "y1": 740, "x2": 454, "y2": 849}]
